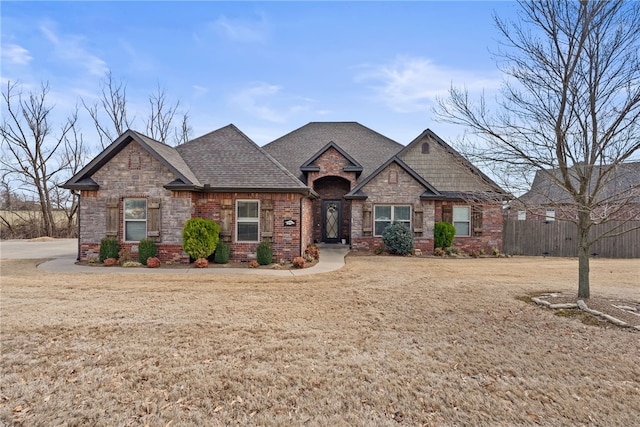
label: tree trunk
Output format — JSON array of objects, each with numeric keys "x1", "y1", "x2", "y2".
[{"x1": 577, "y1": 213, "x2": 591, "y2": 299}]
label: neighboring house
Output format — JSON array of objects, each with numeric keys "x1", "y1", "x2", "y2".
[
  {"x1": 508, "y1": 162, "x2": 640, "y2": 222},
  {"x1": 63, "y1": 122, "x2": 506, "y2": 263}
]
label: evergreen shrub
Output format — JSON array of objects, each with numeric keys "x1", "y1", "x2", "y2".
[
  {"x1": 256, "y1": 241, "x2": 273, "y2": 265},
  {"x1": 434, "y1": 221, "x2": 456, "y2": 249},
  {"x1": 138, "y1": 239, "x2": 158, "y2": 265},
  {"x1": 213, "y1": 240, "x2": 231, "y2": 264},
  {"x1": 182, "y1": 218, "x2": 220, "y2": 260},
  {"x1": 99, "y1": 237, "x2": 119, "y2": 262},
  {"x1": 381, "y1": 222, "x2": 414, "y2": 255}
]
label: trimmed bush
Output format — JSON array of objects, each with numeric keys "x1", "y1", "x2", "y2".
[
  {"x1": 138, "y1": 239, "x2": 158, "y2": 265},
  {"x1": 256, "y1": 241, "x2": 273, "y2": 265},
  {"x1": 434, "y1": 221, "x2": 456, "y2": 249},
  {"x1": 99, "y1": 237, "x2": 119, "y2": 262},
  {"x1": 381, "y1": 222, "x2": 414, "y2": 255},
  {"x1": 292, "y1": 256, "x2": 306, "y2": 268},
  {"x1": 146, "y1": 257, "x2": 161, "y2": 268},
  {"x1": 213, "y1": 240, "x2": 231, "y2": 264},
  {"x1": 182, "y1": 218, "x2": 220, "y2": 260}
]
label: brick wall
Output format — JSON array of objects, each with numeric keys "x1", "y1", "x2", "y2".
[{"x1": 190, "y1": 192, "x2": 306, "y2": 263}]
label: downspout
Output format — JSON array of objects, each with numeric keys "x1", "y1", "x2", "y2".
[
  {"x1": 75, "y1": 190, "x2": 81, "y2": 261},
  {"x1": 299, "y1": 196, "x2": 304, "y2": 258}
]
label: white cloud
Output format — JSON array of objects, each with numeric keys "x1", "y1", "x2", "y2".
[
  {"x1": 192, "y1": 85, "x2": 209, "y2": 98},
  {"x1": 212, "y1": 14, "x2": 270, "y2": 43},
  {"x1": 355, "y1": 56, "x2": 501, "y2": 113},
  {"x1": 230, "y1": 82, "x2": 313, "y2": 123},
  {"x1": 1, "y1": 44, "x2": 33, "y2": 65},
  {"x1": 39, "y1": 22, "x2": 109, "y2": 77}
]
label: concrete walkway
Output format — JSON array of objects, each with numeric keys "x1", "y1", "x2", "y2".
[{"x1": 0, "y1": 239, "x2": 350, "y2": 276}]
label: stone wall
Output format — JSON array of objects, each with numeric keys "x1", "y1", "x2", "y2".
[
  {"x1": 350, "y1": 162, "x2": 435, "y2": 252},
  {"x1": 78, "y1": 141, "x2": 192, "y2": 262}
]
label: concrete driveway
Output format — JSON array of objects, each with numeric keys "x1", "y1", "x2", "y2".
[{"x1": 0, "y1": 238, "x2": 78, "y2": 260}]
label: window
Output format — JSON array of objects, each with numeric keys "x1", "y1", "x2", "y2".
[
  {"x1": 374, "y1": 205, "x2": 411, "y2": 236},
  {"x1": 517, "y1": 210, "x2": 527, "y2": 221},
  {"x1": 453, "y1": 206, "x2": 471, "y2": 236},
  {"x1": 124, "y1": 198, "x2": 147, "y2": 241},
  {"x1": 237, "y1": 200, "x2": 259, "y2": 242},
  {"x1": 546, "y1": 209, "x2": 555, "y2": 222}
]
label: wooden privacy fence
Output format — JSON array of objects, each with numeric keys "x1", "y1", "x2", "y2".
[{"x1": 502, "y1": 220, "x2": 640, "y2": 258}]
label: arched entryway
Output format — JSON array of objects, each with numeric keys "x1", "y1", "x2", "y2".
[{"x1": 312, "y1": 176, "x2": 352, "y2": 244}]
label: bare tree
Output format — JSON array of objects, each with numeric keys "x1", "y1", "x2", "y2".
[
  {"x1": 435, "y1": 0, "x2": 640, "y2": 298},
  {"x1": 145, "y1": 84, "x2": 183, "y2": 145},
  {"x1": 82, "y1": 71, "x2": 131, "y2": 149},
  {"x1": 174, "y1": 111, "x2": 193, "y2": 146},
  {"x1": 0, "y1": 81, "x2": 78, "y2": 237}
]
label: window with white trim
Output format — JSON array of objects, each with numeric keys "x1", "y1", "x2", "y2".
[
  {"x1": 546, "y1": 209, "x2": 555, "y2": 222},
  {"x1": 453, "y1": 206, "x2": 471, "y2": 236},
  {"x1": 517, "y1": 210, "x2": 527, "y2": 221},
  {"x1": 124, "y1": 198, "x2": 147, "y2": 241},
  {"x1": 374, "y1": 205, "x2": 411, "y2": 236},
  {"x1": 237, "y1": 200, "x2": 259, "y2": 242}
]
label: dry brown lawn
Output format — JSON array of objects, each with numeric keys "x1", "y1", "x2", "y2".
[{"x1": 1, "y1": 255, "x2": 639, "y2": 426}]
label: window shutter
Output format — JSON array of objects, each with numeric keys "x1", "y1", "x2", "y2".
[
  {"x1": 442, "y1": 204, "x2": 453, "y2": 223},
  {"x1": 362, "y1": 203, "x2": 372, "y2": 236},
  {"x1": 147, "y1": 198, "x2": 161, "y2": 242},
  {"x1": 413, "y1": 204, "x2": 423, "y2": 234},
  {"x1": 220, "y1": 199, "x2": 233, "y2": 242},
  {"x1": 261, "y1": 199, "x2": 274, "y2": 240},
  {"x1": 106, "y1": 198, "x2": 119, "y2": 237},
  {"x1": 472, "y1": 206, "x2": 483, "y2": 235}
]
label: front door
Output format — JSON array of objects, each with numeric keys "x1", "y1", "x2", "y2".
[{"x1": 322, "y1": 200, "x2": 341, "y2": 243}]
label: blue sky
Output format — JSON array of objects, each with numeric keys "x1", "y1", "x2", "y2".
[{"x1": 1, "y1": 1, "x2": 518, "y2": 150}]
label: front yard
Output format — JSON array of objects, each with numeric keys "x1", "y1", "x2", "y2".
[{"x1": 1, "y1": 255, "x2": 638, "y2": 425}]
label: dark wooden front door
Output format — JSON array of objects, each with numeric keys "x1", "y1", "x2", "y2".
[{"x1": 322, "y1": 200, "x2": 341, "y2": 243}]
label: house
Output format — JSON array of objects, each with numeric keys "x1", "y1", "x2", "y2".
[
  {"x1": 507, "y1": 162, "x2": 640, "y2": 222},
  {"x1": 62, "y1": 122, "x2": 506, "y2": 263}
]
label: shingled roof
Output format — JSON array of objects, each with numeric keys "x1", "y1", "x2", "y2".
[
  {"x1": 520, "y1": 162, "x2": 640, "y2": 206},
  {"x1": 262, "y1": 122, "x2": 404, "y2": 182},
  {"x1": 175, "y1": 124, "x2": 311, "y2": 193}
]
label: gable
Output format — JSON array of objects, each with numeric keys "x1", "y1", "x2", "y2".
[
  {"x1": 398, "y1": 130, "x2": 502, "y2": 194},
  {"x1": 300, "y1": 141, "x2": 363, "y2": 177},
  {"x1": 263, "y1": 122, "x2": 403, "y2": 183},
  {"x1": 62, "y1": 130, "x2": 199, "y2": 191},
  {"x1": 346, "y1": 157, "x2": 439, "y2": 200}
]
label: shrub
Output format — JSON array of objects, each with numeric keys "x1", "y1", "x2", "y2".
[
  {"x1": 182, "y1": 218, "x2": 220, "y2": 260},
  {"x1": 256, "y1": 241, "x2": 273, "y2": 265},
  {"x1": 213, "y1": 240, "x2": 231, "y2": 264},
  {"x1": 305, "y1": 244, "x2": 320, "y2": 260},
  {"x1": 248, "y1": 260, "x2": 259, "y2": 268},
  {"x1": 103, "y1": 257, "x2": 118, "y2": 266},
  {"x1": 433, "y1": 247, "x2": 445, "y2": 257},
  {"x1": 374, "y1": 244, "x2": 386, "y2": 255},
  {"x1": 138, "y1": 239, "x2": 157, "y2": 265},
  {"x1": 118, "y1": 247, "x2": 132, "y2": 264},
  {"x1": 194, "y1": 258, "x2": 209, "y2": 268},
  {"x1": 434, "y1": 222, "x2": 456, "y2": 249},
  {"x1": 292, "y1": 256, "x2": 306, "y2": 268},
  {"x1": 99, "y1": 237, "x2": 119, "y2": 262},
  {"x1": 381, "y1": 222, "x2": 414, "y2": 255},
  {"x1": 147, "y1": 257, "x2": 161, "y2": 268}
]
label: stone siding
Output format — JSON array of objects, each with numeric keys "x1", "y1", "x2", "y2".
[
  {"x1": 351, "y1": 162, "x2": 435, "y2": 252},
  {"x1": 78, "y1": 141, "x2": 192, "y2": 262}
]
